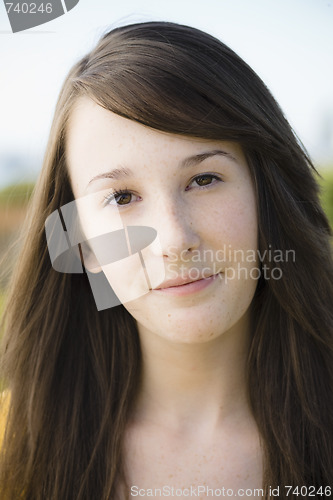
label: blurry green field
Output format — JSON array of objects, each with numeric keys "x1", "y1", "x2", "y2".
[
  {"x1": 0, "y1": 182, "x2": 34, "y2": 207},
  {"x1": 319, "y1": 168, "x2": 333, "y2": 230}
]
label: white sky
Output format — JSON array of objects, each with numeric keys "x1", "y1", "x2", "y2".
[{"x1": 0, "y1": 0, "x2": 333, "y2": 186}]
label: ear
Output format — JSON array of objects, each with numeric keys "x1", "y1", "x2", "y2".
[{"x1": 79, "y1": 241, "x2": 102, "y2": 274}]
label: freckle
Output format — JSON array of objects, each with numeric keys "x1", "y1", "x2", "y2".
[
  {"x1": 209, "y1": 333, "x2": 213, "y2": 336},
  {"x1": 169, "y1": 474, "x2": 173, "y2": 478},
  {"x1": 168, "y1": 314, "x2": 171, "y2": 318}
]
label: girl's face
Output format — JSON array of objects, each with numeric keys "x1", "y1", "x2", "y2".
[{"x1": 67, "y1": 98, "x2": 259, "y2": 344}]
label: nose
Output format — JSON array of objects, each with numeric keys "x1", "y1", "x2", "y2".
[{"x1": 148, "y1": 197, "x2": 200, "y2": 260}]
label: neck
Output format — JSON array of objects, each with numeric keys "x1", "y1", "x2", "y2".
[{"x1": 132, "y1": 314, "x2": 252, "y2": 434}]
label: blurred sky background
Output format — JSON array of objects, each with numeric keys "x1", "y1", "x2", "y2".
[{"x1": 0, "y1": 0, "x2": 333, "y2": 188}]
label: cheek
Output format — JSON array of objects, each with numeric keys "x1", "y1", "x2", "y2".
[
  {"x1": 226, "y1": 204, "x2": 257, "y2": 251},
  {"x1": 200, "y1": 192, "x2": 258, "y2": 253},
  {"x1": 101, "y1": 256, "x2": 150, "y2": 304},
  {"x1": 101, "y1": 237, "x2": 166, "y2": 305}
]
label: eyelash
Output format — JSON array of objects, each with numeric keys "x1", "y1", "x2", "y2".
[
  {"x1": 103, "y1": 173, "x2": 223, "y2": 207},
  {"x1": 103, "y1": 187, "x2": 138, "y2": 207},
  {"x1": 185, "y1": 173, "x2": 222, "y2": 191}
]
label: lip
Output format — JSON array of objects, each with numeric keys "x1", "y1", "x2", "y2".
[{"x1": 153, "y1": 273, "x2": 221, "y2": 296}]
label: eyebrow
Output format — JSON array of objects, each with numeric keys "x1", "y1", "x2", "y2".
[{"x1": 86, "y1": 149, "x2": 236, "y2": 188}]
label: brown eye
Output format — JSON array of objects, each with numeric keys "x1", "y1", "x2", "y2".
[
  {"x1": 115, "y1": 193, "x2": 132, "y2": 205},
  {"x1": 195, "y1": 174, "x2": 214, "y2": 186},
  {"x1": 185, "y1": 174, "x2": 222, "y2": 192},
  {"x1": 104, "y1": 189, "x2": 139, "y2": 207}
]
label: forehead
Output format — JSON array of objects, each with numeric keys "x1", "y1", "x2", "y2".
[{"x1": 66, "y1": 97, "x2": 248, "y2": 195}]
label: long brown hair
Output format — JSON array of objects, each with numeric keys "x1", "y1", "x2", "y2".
[{"x1": 1, "y1": 22, "x2": 332, "y2": 499}]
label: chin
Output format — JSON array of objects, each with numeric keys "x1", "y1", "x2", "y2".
[{"x1": 134, "y1": 308, "x2": 248, "y2": 346}]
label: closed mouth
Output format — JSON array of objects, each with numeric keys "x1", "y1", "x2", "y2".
[{"x1": 153, "y1": 272, "x2": 222, "y2": 293}]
